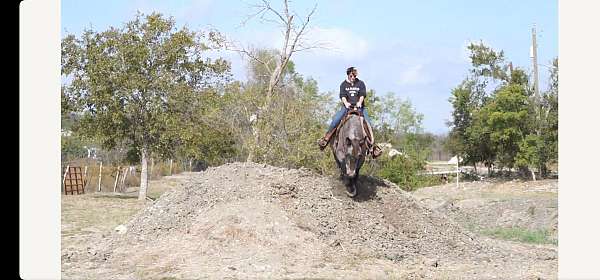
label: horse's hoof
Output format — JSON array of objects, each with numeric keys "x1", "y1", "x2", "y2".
[{"x1": 345, "y1": 185, "x2": 357, "y2": 197}]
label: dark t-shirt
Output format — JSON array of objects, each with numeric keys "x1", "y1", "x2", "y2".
[{"x1": 339, "y1": 78, "x2": 367, "y2": 107}]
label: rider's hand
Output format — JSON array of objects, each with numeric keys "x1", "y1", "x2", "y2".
[
  {"x1": 344, "y1": 102, "x2": 351, "y2": 109},
  {"x1": 356, "y1": 102, "x2": 362, "y2": 108}
]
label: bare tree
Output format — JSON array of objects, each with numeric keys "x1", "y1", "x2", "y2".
[{"x1": 217, "y1": 0, "x2": 321, "y2": 162}]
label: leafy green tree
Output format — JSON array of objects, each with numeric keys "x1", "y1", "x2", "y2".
[
  {"x1": 448, "y1": 42, "x2": 553, "y2": 177},
  {"x1": 480, "y1": 84, "x2": 532, "y2": 170},
  {"x1": 541, "y1": 58, "x2": 558, "y2": 173},
  {"x1": 219, "y1": 48, "x2": 335, "y2": 172},
  {"x1": 448, "y1": 78, "x2": 493, "y2": 168},
  {"x1": 467, "y1": 41, "x2": 509, "y2": 82},
  {"x1": 516, "y1": 134, "x2": 544, "y2": 180},
  {"x1": 61, "y1": 135, "x2": 88, "y2": 162},
  {"x1": 61, "y1": 13, "x2": 230, "y2": 200}
]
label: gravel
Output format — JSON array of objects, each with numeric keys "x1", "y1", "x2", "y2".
[{"x1": 63, "y1": 162, "x2": 557, "y2": 279}]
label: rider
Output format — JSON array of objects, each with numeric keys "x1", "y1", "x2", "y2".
[{"x1": 318, "y1": 66, "x2": 381, "y2": 158}]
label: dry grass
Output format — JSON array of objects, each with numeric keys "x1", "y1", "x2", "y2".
[
  {"x1": 61, "y1": 158, "x2": 191, "y2": 194},
  {"x1": 61, "y1": 195, "x2": 144, "y2": 238},
  {"x1": 61, "y1": 172, "x2": 187, "y2": 252}
]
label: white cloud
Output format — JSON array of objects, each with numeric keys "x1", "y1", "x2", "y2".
[
  {"x1": 300, "y1": 27, "x2": 369, "y2": 60},
  {"x1": 397, "y1": 64, "x2": 431, "y2": 86}
]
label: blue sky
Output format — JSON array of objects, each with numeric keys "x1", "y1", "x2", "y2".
[{"x1": 62, "y1": 0, "x2": 557, "y2": 134}]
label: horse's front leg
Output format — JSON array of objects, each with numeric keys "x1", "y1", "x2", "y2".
[
  {"x1": 346, "y1": 176, "x2": 357, "y2": 197},
  {"x1": 333, "y1": 154, "x2": 346, "y2": 180}
]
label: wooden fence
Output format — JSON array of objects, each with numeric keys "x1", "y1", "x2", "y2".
[{"x1": 61, "y1": 158, "x2": 195, "y2": 194}]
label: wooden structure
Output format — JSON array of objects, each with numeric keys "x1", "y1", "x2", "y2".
[{"x1": 63, "y1": 166, "x2": 86, "y2": 195}]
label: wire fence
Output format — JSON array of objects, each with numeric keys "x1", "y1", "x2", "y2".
[{"x1": 60, "y1": 158, "x2": 200, "y2": 194}]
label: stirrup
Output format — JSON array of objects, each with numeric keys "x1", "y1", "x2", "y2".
[
  {"x1": 371, "y1": 145, "x2": 382, "y2": 158},
  {"x1": 318, "y1": 138, "x2": 329, "y2": 150}
]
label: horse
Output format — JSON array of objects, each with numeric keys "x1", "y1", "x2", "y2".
[{"x1": 330, "y1": 107, "x2": 369, "y2": 197}]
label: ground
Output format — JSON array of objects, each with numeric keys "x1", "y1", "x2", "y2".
[{"x1": 62, "y1": 163, "x2": 557, "y2": 279}]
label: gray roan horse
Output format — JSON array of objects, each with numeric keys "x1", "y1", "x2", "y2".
[{"x1": 331, "y1": 108, "x2": 369, "y2": 197}]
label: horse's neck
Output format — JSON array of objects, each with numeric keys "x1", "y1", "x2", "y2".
[
  {"x1": 345, "y1": 116, "x2": 363, "y2": 137},
  {"x1": 335, "y1": 116, "x2": 362, "y2": 148}
]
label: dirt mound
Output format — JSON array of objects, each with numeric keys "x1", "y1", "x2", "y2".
[{"x1": 67, "y1": 162, "x2": 556, "y2": 279}]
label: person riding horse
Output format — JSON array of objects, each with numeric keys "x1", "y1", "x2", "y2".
[{"x1": 318, "y1": 67, "x2": 382, "y2": 158}]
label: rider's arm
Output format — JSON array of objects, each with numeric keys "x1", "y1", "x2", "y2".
[
  {"x1": 357, "y1": 96, "x2": 365, "y2": 108},
  {"x1": 357, "y1": 81, "x2": 367, "y2": 108},
  {"x1": 340, "y1": 83, "x2": 351, "y2": 108},
  {"x1": 341, "y1": 97, "x2": 351, "y2": 108}
]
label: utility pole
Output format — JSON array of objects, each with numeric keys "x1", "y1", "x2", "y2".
[
  {"x1": 531, "y1": 24, "x2": 542, "y2": 180},
  {"x1": 532, "y1": 24, "x2": 540, "y2": 107}
]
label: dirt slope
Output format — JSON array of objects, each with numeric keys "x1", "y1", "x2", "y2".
[{"x1": 63, "y1": 162, "x2": 557, "y2": 279}]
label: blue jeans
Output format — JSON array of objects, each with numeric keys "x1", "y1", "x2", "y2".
[{"x1": 327, "y1": 106, "x2": 372, "y2": 132}]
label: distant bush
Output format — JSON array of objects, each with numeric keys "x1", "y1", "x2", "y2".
[
  {"x1": 61, "y1": 136, "x2": 87, "y2": 162},
  {"x1": 365, "y1": 153, "x2": 432, "y2": 191}
]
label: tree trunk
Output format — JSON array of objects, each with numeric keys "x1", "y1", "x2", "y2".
[
  {"x1": 138, "y1": 148, "x2": 149, "y2": 201},
  {"x1": 246, "y1": 121, "x2": 260, "y2": 163},
  {"x1": 530, "y1": 167, "x2": 537, "y2": 181},
  {"x1": 150, "y1": 158, "x2": 154, "y2": 179}
]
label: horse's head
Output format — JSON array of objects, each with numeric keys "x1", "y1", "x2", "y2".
[{"x1": 335, "y1": 114, "x2": 368, "y2": 179}]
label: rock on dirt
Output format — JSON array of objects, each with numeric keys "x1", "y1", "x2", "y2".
[
  {"x1": 63, "y1": 162, "x2": 557, "y2": 279},
  {"x1": 114, "y1": 224, "x2": 127, "y2": 235}
]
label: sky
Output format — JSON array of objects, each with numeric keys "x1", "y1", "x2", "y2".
[{"x1": 61, "y1": 0, "x2": 558, "y2": 134}]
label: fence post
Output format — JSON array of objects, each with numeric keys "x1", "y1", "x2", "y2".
[
  {"x1": 121, "y1": 166, "x2": 129, "y2": 191},
  {"x1": 113, "y1": 166, "x2": 120, "y2": 192},
  {"x1": 83, "y1": 166, "x2": 88, "y2": 189},
  {"x1": 98, "y1": 162, "x2": 103, "y2": 192},
  {"x1": 62, "y1": 165, "x2": 70, "y2": 194}
]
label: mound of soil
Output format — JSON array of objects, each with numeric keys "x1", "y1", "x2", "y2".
[{"x1": 64, "y1": 162, "x2": 557, "y2": 279}]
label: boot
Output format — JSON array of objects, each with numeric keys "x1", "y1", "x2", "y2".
[
  {"x1": 318, "y1": 129, "x2": 336, "y2": 150},
  {"x1": 371, "y1": 144, "x2": 383, "y2": 158},
  {"x1": 363, "y1": 120, "x2": 381, "y2": 158}
]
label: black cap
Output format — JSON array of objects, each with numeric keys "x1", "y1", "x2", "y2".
[{"x1": 346, "y1": 67, "x2": 356, "y2": 75}]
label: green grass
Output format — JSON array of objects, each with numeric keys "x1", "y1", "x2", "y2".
[{"x1": 481, "y1": 227, "x2": 557, "y2": 245}]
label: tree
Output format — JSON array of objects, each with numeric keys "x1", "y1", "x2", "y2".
[
  {"x1": 219, "y1": 48, "x2": 333, "y2": 171},
  {"x1": 448, "y1": 78, "x2": 492, "y2": 168},
  {"x1": 61, "y1": 13, "x2": 231, "y2": 200},
  {"x1": 541, "y1": 58, "x2": 558, "y2": 172},
  {"x1": 215, "y1": 0, "x2": 320, "y2": 162},
  {"x1": 480, "y1": 83, "x2": 532, "y2": 170},
  {"x1": 467, "y1": 41, "x2": 509, "y2": 82},
  {"x1": 516, "y1": 134, "x2": 543, "y2": 180},
  {"x1": 448, "y1": 43, "x2": 557, "y2": 180},
  {"x1": 369, "y1": 92, "x2": 424, "y2": 146}
]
